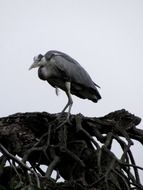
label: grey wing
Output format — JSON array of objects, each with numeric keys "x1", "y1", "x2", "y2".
[
  {"x1": 45, "y1": 50, "x2": 80, "y2": 65},
  {"x1": 46, "y1": 50, "x2": 97, "y2": 89},
  {"x1": 45, "y1": 50, "x2": 101, "y2": 100}
]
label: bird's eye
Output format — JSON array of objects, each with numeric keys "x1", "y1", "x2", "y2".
[
  {"x1": 38, "y1": 54, "x2": 43, "y2": 61},
  {"x1": 33, "y1": 54, "x2": 43, "y2": 62}
]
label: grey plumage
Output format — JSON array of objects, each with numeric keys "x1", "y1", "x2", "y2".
[{"x1": 29, "y1": 50, "x2": 101, "y2": 118}]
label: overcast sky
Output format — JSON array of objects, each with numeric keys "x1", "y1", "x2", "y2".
[{"x1": 0, "y1": 0, "x2": 143, "y2": 182}]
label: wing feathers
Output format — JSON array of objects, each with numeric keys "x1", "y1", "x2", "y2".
[{"x1": 45, "y1": 50, "x2": 101, "y2": 100}]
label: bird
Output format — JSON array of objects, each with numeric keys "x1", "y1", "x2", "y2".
[{"x1": 29, "y1": 50, "x2": 101, "y2": 119}]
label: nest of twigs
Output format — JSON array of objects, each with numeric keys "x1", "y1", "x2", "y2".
[{"x1": 0, "y1": 109, "x2": 143, "y2": 190}]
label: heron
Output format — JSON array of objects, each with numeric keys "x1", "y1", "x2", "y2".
[{"x1": 29, "y1": 50, "x2": 101, "y2": 119}]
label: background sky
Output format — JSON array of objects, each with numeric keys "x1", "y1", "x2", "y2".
[{"x1": 0, "y1": 0, "x2": 143, "y2": 182}]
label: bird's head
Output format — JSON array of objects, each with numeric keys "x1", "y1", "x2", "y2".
[{"x1": 29, "y1": 54, "x2": 46, "y2": 70}]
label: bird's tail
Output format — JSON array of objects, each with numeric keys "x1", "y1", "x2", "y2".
[
  {"x1": 55, "y1": 87, "x2": 59, "y2": 96},
  {"x1": 93, "y1": 82, "x2": 101, "y2": 88},
  {"x1": 89, "y1": 88, "x2": 101, "y2": 102}
]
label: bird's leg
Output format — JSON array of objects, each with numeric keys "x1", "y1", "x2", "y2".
[
  {"x1": 61, "y1": 82, "x2": 73, "y2": 119},
  {"x1": 55, "y1": 87, "x2": 59, "y2": 96},
  {"x1": 65, "y1": 82, "x2": 73, "y2": 119}
]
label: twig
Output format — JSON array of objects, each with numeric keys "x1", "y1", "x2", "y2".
[
  {"x1": 0, "y1": 144, "x2": 41, "y2": 188},
  {"x1": 8, "y1": 159, "x2": 22, "y2": 183},
  {"x1": 113, "y1": 135, "x2": 141, "y2": 184},
  {"x1": 45, "y1": 156, "x2": 60, "y2": 179},
  {"x1": 60, "y1": 146, "x2": 85, "y2": 168},
  {"x1": 120, "y1": 162, "x2": 143, "y2": 171},
  {"x1": 112, "y1": 168, "x2": 130, "y2": 190},
  {"x1": 75, "y1": 114, "x2": 100, "y2": 150}
]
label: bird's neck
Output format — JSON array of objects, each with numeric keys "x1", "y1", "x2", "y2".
[{"x1": 38, "y1": 66, "x2": 49, "y2": 80}]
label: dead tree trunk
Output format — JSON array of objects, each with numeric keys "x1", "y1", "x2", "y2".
[{"x1": 0, "y1": 109, "x2": 143, "y2": 190}]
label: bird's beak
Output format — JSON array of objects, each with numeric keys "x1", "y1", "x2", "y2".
[{"x1": 29, "y1": 62, "x2": 39, "y2": 70}]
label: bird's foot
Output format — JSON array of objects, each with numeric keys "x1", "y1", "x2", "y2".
[
  {"x1": 55, "y1": 113, "x2": 72, "y2": 131},
  {"x1": 56, "y1": 112, "x2": 71, "y2": 123}
]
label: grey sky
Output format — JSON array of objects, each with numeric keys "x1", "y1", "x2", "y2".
[{"x1": 0, "y1": 0, "x2": 143, "y2": 181}]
